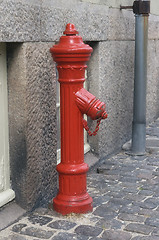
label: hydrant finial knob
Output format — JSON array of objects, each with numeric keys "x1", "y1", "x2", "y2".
[{"x1": 63, "y1": 23, "x2": 79, "y2": 35}]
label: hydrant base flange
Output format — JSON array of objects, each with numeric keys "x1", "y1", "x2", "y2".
[{"x1": 53, "y1": 193, "x2": 93, "y2": 215}]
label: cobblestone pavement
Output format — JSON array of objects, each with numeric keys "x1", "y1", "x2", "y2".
[{"x1": 1, "y1": 119, "x2": 159, "y2": 239}]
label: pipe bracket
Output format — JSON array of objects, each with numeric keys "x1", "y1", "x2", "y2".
[{"x1": 120, "y1": 1, "x2": 150, "y2": 15}]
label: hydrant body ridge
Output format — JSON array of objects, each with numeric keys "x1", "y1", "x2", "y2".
[{"x1": 50, "y1": 23, "x2": 107, "y2": 215}]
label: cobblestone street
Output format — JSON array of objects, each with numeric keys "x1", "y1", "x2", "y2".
[{"x1": 1, "y1": 119, "x2": 159, "y2": 239}]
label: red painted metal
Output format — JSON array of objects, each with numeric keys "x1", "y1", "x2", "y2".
[
  {"x1": 75, "y1": 88, "x2": 107, "y2": 120},
  {"x1": 50, "y1": 23, "x2": 107, "y2": 215}
]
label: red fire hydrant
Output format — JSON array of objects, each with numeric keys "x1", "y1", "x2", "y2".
[{"x1": 50, "y1": 23, "x2": 107, "y2": 215}]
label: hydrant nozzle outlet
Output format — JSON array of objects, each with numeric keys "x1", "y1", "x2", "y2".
[{"x1": 75, "y1": 88, "x2": 108, "y2": 120}]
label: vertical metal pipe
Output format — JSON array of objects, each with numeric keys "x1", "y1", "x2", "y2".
[{"x1": 131, "y1": 14, "x2": 148, "y2": 155}]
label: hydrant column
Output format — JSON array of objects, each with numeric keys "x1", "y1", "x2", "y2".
[{"x1": 50, "y1": 24, "x2": 93, "y2": 214}]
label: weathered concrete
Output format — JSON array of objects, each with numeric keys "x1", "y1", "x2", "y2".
[{"x1": 8, "y1": 42, "x2": 57, "y2": 210}]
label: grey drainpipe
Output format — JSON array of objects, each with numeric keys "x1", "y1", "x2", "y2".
[{"x1": 121, "y1": 0, "x2": 150, "y2": 155}]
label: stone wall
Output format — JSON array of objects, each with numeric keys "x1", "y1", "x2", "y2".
[
  {"x1": 8, "y1": 42, "x2": 57, "y2": 210},
  {"x1": 88, "y1": 41, "x2": 134, "y2": 157}
]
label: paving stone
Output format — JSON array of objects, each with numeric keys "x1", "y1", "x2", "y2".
[
  {"x1": 103, "y1": 174, "x2": 120, "y2": 181},
  {"x1": 119, "y1": 206, "x2": 140, "y2": 215},
  {"x1": 138, "y1": 189, "x2": 154, "y2": 196},
  {"x1": 124, "y1": 223, "x2": 154, "y2": 235},
  {"x1": 10, "y1": 235, "x2": 28, "y2": 240},
  {"x1": 20, "y1": 227, "x2": 55, "y2": 239},
  {"x1": 137, "y1": 171, "x2": 153, "y2": 180},
  {"x1": 152, "y1": 170, "x2": 159, "y2": 176},
  {"x1": 95, "y1": 218, "x2": 123, "y2": 230},
  {"x1": 28, "y1": 214, "x2": 53, "y2": 225},
  {"x1": 119, "y1": 176, "x2": 140, "y2": 183},
  {"x1": 147, "y1": 158, "x2": 159, "y2": 166},
  {"x1": 145, "y1": 217, "x2": 159, "y2": 227},
  {"x1": 93, "y1": 204, "x2": 118, "y2": 218},
  {"x1": 48, "y1": 220, "x2": 76, "y2": 230},
  {"x1": 123, "y1": 193, "x2": 146, "y2": 202},
  {"x1": 122, "y1": 187, "x2": 138, "y2": 194},
  {"x1": 133, "y1": 200, "x2": 158, "y2": 210},
  {"x1": 74, "y1": 225, "x2": 103, "y2": 237},
  {"x1": 118, "y1": 213, "x2": 145, "y2": 223},
  {"x1": 107, "y1": 191, "x2": 126, "y2": 199},
  {"x1": 89, "y1": 238, "x2": 102, "y2": 240},
  {"x1": 138, "y1": 208, "x2": 158, "y2": 217},
  {"x1": 92, "y1": 194, "x2": 110, "y2": 207},
  {"x1": 152, "y1": 228, "x2": 159, "y2": 236},
  {"x1": 131, "y1": 237, "x2": 159, "y2": 240},
  {"x1": 144, "y1": 197, "x2": 159, "y2": 206},
  {"x1": 108, "y1": 197, "x2": 132, "y2": 206},
  {"x1": 102, "y1": 230, "x2": 132, "y2": 240},
  {"x1": 51, "y1": 232, "x2": 89, "y2": 240},
  {"x1": 94, "y1": 211, "x2": 117, "y2": 223},
  {"x1": 12, "y1": 224, "x2": 27, "y2": 233}
]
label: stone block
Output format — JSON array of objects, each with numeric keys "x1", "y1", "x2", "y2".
[
  {"x1": 41, "y1": 3, "x2": 109, "y2": 42},
  {"x1": 75, "y1": 225, "x2": 103, "y2": 237},
  {"x1": 88, "y1": 41, "x2": 134, "y2": 158},
  {"x1": 0, "y1": 1, "x2": 159, "y2": 43},
  {"x1": 124, "y1": 223, "x2": 154, "y2": 235},
  {"x1": 0, "y1": 0, "x2": 41, "y2": 42},
  {"x1": 8, "y1": 42, "x2": 57, "y2": 210},
  {"x1": 48, "y1": 220, "x2": 76, "y2": 230},
  {"x1": 147, "y1": 40, "x2": 159, "y2": 123},
  {"x1": 102, "y1": 230, "x2": 132, "y2": 240},
  {"x1": 149, "y1": 14, "x2": 159, "y2": 40},
  {"x1": 108, "y1": 8, "x2": 135, "y2": 41}
]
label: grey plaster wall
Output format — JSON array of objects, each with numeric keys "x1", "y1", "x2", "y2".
[{"x1": 8, "y1": 42, "x2": 57, "y2": 210}]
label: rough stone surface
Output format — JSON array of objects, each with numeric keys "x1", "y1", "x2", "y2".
[
  {"x1": 27, "y1": 214, "x2": 53, "y2": 226},
  {"x1": 48, "y1": 220, "x2": 76, "y2": 230},
  {"x1": 75, "y1": 225, "x2": 103, "y2": 237},
  {"x1": 124, "y1": 223, "x2": 154, "y2": 235},
  {"x1": 20, "y1": 227, "x2": 54, "y2": 238},
  {"x1": 51, "y1": 232, "x2": 89, "y2": 240},
  {"x1": 8, "y1": 42, "x2": 57, "y2": 210},
  {"x1": 102, "y1": 230, "x2": 132, "y2": 240},
  {"x1": 0, "y1": 0, "x2": 159, "y2": 42},
  {"x1": 147, "y1": 40, "x2": 159, "y2": 123},
  {"x1": 0, "y1": 0, "x2": 41, "y2": 42},
  {"x1": 88, "y1": 41, "x2": 134, "y2": 157}
]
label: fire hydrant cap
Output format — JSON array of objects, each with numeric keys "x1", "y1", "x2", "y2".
[
  {"x1": 63, "y1": 23, "x2": 79, "y2": 35},
  {"x1": 50, "y1": 23, "x2": 93, "y2": 56}
]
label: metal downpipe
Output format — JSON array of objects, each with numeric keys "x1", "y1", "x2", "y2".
[{"x1": 131, "y1": 14, "x2": 148, "y2": 155}]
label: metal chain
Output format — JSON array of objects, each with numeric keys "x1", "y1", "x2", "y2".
[{"x1": 82, "y1": 118, "x2": 102, "y2": 136}]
